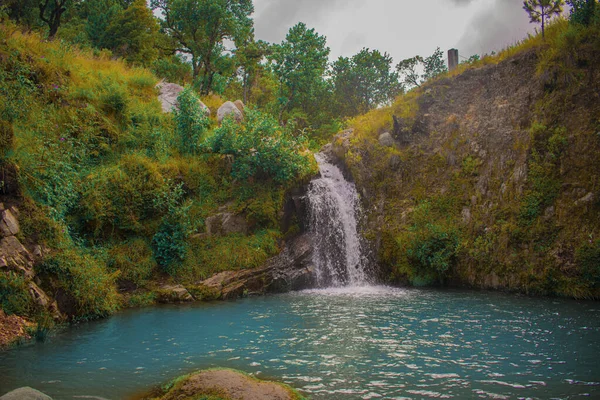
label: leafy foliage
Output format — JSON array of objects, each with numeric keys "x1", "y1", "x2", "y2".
[
  {"x1": 0, "y1": 272, "x2": 35, "y2": 316},
  {"x1": 39, "y1": 249, "x2": 121, "y2": 320},
  {"x1": 567, "y1": 0, "x2": 599, "y2": 25},
  {"x1": 396, "y1": 47, "x2": 447, "y2": 89},
  {"x1": 269, "y1": 22, "x2": 330, "y2": 123},
  {"x1": 174, "y1": 87, "x2": 211, "y2": 154},
  {"x1": 150, "y1": 0, "x2": 254, "y2": 94},
  {"x1": 577, "y1": 240, "x2": 600, "y2": 288},
  {"x1": 331, "y1": 48, "x2": 402, "y2": 117},
  {"x1": 203, "y1": 109, "x2": 314, "y2": 183}
]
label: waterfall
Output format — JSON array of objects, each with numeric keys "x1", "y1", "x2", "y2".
[{"x1": 307, "y1": 153, "x2": 369, "y2": 287}]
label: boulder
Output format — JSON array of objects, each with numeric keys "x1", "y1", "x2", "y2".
[
  {"x1": 27, "y1": 282, "x2": 62, "y2": 319},
  {"x1": 0, "y1": 209, "x2": 19, "y2": 237},
  {"x1": 157, "y1": 82, "x2": 209, "y2": 116},
  {"x1": 0, "y1": 387, "x2": 52, "y2": 400},
  {"x1": 233, "y1": 99, "x2": 245, "y2": 113},
  {"x1": 217, "y1": 101, "x2": 243, "y2": 123},
  {"x1": 157, "y1": 82, "x2": 184, "y2": 113},
  {"x1": 378, "y1": 132, "x2": 396, "y2": 147},
  {"x1": 154, "y1": 369, "x2": 299, "y2": 400},
  {"x1": 0, "y1": 236, "x2": 34, "y2": 279},
  {"x1": 156, "y1": 284, "x2": 194, "y2": 303},
  {"x1": 195, "y1": 234, "x2": 316, "y2": 300},
  {"x1": 205, "y1": 213, "x2": 248, "y2": 236}
]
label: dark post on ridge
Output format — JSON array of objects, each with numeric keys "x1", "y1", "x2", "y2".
[{"x1": 448, "y1": 48, "x2": 459, "y2": 71}]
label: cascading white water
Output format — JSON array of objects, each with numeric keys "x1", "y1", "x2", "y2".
[{"x1": 307, "y1": 153, "x2": 369, "y2": 287}]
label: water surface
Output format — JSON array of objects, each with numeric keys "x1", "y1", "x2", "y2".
[{"x1": 0, "y1": 287, "x2": 598, "y2": 399}]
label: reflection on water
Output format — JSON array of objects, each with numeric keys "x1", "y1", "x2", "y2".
[{"x1": 0, "y1": 287, "x2": 598, "y2": 399}]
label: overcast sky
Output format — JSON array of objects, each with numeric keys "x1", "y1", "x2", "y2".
[{"x1": 252, "y1": 0, "x2": 539, "y2": 64}]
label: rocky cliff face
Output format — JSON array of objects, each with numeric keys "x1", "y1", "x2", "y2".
[{"x1": 334, "y1": 47, "x2": 600, "y2": 298}]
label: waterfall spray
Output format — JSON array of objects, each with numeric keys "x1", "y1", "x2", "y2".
[{"x1": 307, "y1": 153, "x2": 369, "y2": 287}]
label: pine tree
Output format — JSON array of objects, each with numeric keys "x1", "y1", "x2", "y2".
[{"x1": 523, "y1": 0, "x2": 565, "y2": 38}]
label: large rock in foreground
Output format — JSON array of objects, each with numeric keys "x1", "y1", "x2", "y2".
[
  {"x1": 0, "y1": 387, "x2": 52, "y2": 400},
  {"x1": 151, "y1": 369, "x2": 305, "y2": 400}
]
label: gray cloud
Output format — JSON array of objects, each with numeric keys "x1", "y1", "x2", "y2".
[
  {"x1": 253, "y1": 0, "x2": 359, "y2": 44},
  {"x1": 457, "y1": 0, "x2": 533, "y2": 57},
  {"x1": 448, "y1": 0, "x2": 477, "y2": 6}
]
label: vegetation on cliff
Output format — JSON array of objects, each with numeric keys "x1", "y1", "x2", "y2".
[
  {"x1": 0, "y1": 17, "x2": 315, "y2": 323},
  {"x1": 342, "y1": 13, "x2": 600, "y2": 298}
]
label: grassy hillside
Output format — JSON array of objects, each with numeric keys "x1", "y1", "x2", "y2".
[
  {"x1": 340, "y1": 19, "x2": 600, "y2": 298},
  {"x1": 0, "y1": 21, "x2": 315, "y2": 322}
]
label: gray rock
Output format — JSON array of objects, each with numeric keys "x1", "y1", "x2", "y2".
[
  {"x1": 0, "y1": 387, "x2": 52, "y2": 400},
  {"x1": 233, "y1": 99, "x2": 245, "y2": 113},
  {"x1": 389, "y1": 154, "x2": 401, "y2": 171},
  {"x1": 0, "y1": 209, "x2": 19, "y2": 237},
  {"x1": 206, "y1": 213, "x2": 248, "y2": 236},
  {"x1": 157, "y1": 284, "x2": 194, "y2": 303},
  {"x1": 0, "y1": 236, "x2": 34, "y2": 279},
  {"x1": 157, "y1": 82, "x2": 184, "y2": 113},
  {"x1": 196, "y1": 234, "x2": 316, "y2": 299},
  {"x1": 575, "y1": 192, "x2": 595, "y2": 206},
  {"x1": 378, "y1": 132, "x2": 396, "y2": 147},
  {"x1": 217, "y1": 101, "x2": 243, "y2": 123},
  {"x1": 157, "y1": 82, "x2": 209, "y2": 116},
  {"x1": 461, "y1": 207, "x2": 472, "y2": 224}
]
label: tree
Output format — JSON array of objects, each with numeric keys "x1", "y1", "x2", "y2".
[
  {"x1": 234, "y1": 35, "x2": 270, "y2": 104},
  {"x1": 566, "y1": 0, "x2": 598, "y2": 25},
  {"x1": 39, "y1": 0, "x2": 74, "y2": 38},
  {"x1": 269, "y1": 23, "x2": 330, "y2": 123},
  {"x1": 523, "y1": 0, "x2": 565, "y2": 38},
  {"x1": 83, "y1": 0, "x2": 123, "y2": 49},
  {"x1": 396, "y1": 47, "x2": 447, "y2": 89},
  {"x1": 396, "y1": 56, "x2": 423, "y2": 88},
  {"x1": 331, "y1": 48, "x2": 402, "y2": 117},
  {"x1": 422, "y1": 47, "x2": 447, "y2": 81},
  {"x1": 2, "y1": 0, "x2": 39, "y2": 26},
  {"x1": 150, "y1": 0, "x2": 253, "y2": 95},
  {"x1": 105, "y1": 0, "x2": 161, "y2": 66}
]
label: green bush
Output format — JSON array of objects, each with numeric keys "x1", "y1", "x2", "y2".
[
  {"x1": 152, "y1": 184, "x2": 191, "y2": 276},
  {"x1": 182, "y1": 230, "x2": 280, "y2": 280},
  {"x1": 79, "y1": 153, "x2": 172, "y2": 235},
  {"x1": 567, "y1": 0, "x2": 599, "y2": 26},
  {"x1": 108, "y1": 238, "x2": 157, "y2": 285},
  {"x1": 0, "y1": 120, "x2": 14, "y2": 159},
  {"x1": 519, "y1": 124, "x2": 567, "y2": 225},
  {"x1": 0, "y1": 272, "x2": 34, "y2": 316},
  {"x1": 38, "y1": 249, "x2": 120, "y2": 320},
  {"x1": 174, "y1": 87, "x2": 210, "y2": 154},
  {"x1": 406, "y1": 223, "x2": 459, "y2": 282},
  {"x1": 577, "y1": 240, "x2": 600, "y2": 287},
  {"x1": 203, "y1": 109, "x2": 313, "y2": 183}
]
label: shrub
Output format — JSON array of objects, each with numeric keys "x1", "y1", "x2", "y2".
[
  {"x1": 79, "y1": 153, "x2": 172, "y2": 235},
  {"x1": 38, "y1": 249, "x2": 120, "y2": 320},
  {"x1": 183, "y1": 230, "x2": 280, "y2": 280},
  {"x1": 108, "y1": 238, "x2": 157, "y2": 285},
  {"x1": 0, "y1": 120, "x2": 14, "y2": 159},
  {"x1": 174, "y1": 87, "x2": 210, "y2": 154},
  {"x1": 406, "y1": 223, "x2": 459, "y2": 283},
  {"x1": 202, "y1": 109, "x2": 314, "y2": 183},
  {"x1": 0, "y1": 272, "x2": 34, "y2": 316},
  {"x1": 152, "y1": 184, "x2": 191, "y2": 276},
  {"x1": 577, "y1": 240, "x2": 600, "y2": 288},
  {"x1": 519, "y1": 124, "x2": 567, "y2": 225}
]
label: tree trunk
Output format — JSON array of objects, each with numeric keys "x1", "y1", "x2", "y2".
[{"x1": 542, "y1": 11, "x2": 545, "y2": 38}]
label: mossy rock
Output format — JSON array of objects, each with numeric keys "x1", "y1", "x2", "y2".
[{"x1": 145, "y1": 368, "x2": 306, "y2": 400}]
